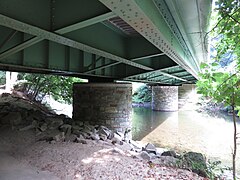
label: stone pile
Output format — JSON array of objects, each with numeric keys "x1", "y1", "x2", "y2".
[{"x1": 0, "y1": 93, "x2": 208, "y2": 178}]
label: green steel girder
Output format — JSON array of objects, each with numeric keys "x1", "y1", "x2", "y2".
[
  {"x1": 131, "y1": 53, "x2": 165, "y2": 61},
  {"x1": 125, "y1": 65, "x2": 180, "y2": 79},
  {"x1": 0, "y1": 0, "x2": 212, "y2": 85},
  {"x1": 0, "y1": 12, "x2": 116, "y2": 61},
  {"x1": 123, "y1": 65, "x2": 189, "y2": 82},
  {"x1": 98, "y1": 0, "x2": 200, "y2": 78},
  {"x1": 0, "y1": 14, "x2": 153, "y2": 71},
  {"x1": 0, "y1": 30, "x2": 17, "y2": 49}
]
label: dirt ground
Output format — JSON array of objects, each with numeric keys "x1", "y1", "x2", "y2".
[{"x1": 0, "y1": 126, "x2": 208, "y2": 180}]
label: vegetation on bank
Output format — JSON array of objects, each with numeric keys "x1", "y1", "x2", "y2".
[
  {"x1": 132, "y1": 85, "x2": 152, "y2": 104},
  {"x1": 197, "y1": 0, "x2": 240, "y2": 179},
  {"x1": 0, "y1": 72, "x2": 83, "y2": 104}
]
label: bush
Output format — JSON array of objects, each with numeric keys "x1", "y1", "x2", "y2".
[{"x1": 132, "y1": 85, "x2": 152, "y2": 103}]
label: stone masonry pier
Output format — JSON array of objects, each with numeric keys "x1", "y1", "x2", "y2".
[
  {"x1": 152, "y1": 86, "x2": 178, "y2": 111},
  {"x1": 73, "y1": 83, "x2": 132, "y2": 132}
]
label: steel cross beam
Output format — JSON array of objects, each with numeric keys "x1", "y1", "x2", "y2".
[
  {"x1": 124, "y1": 78, "x2": 172, "y2": 85},
  {"x1": 125, "y1": 65, "x2": 179, "y2": 78},
  {"x1": 0, "y1": 12, "x2": 116, "y2": 60},
  {"x1": 0, "y1": 30, "x2": 17, "y2": 50},
  {"x1": 84, "y1": 53, "x2": 165, "y2": 74},
  {"x1": 84, "y1": 62, "x2": 119, "y2": 74},
  {"x1": 98, "y1": 0, "x2": 199, "y2": 78},
  {"x1": 130, "y1": 52, "x2": 165, "y2": 61},
  {"x1": 85, "y1": 53, "x2": 164, "y2": 73},
  {"x1": 123, "y1": 65, "x2": 188, "y2": 82},
  {"x1": 0, "y1": 14, "x2": 153, "y2": 71}
]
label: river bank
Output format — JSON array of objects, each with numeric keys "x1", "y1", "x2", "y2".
[
  {"x1": 132, "y1": 107, "x2": 240, "y2": 177},
  {"x1": 0, "y1": 93, "x2": 211, "y2": 179}
]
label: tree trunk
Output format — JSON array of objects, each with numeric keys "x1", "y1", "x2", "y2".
[{"x1": 232, "y1": 105, "x2": 237, "y2": 180}]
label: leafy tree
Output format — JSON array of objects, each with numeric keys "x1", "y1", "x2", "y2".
[
  {"x1": 132, "y1": 85, "x2": 152, "y2": 103},
  {"x1": 16, "y1": 73, "x2": 83, "y2": 104},
  {"x1": 199, "y1": 1, "x2": 240, "y2": 179},
  {"x1": 197, "y1": 62, "x2": 239, "y2": 179},
  {"x1": 211, "y1": 0, "x2": 240, "y2": 61}
]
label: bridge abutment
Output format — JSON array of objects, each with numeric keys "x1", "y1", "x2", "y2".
[
  {"x1": 152, "y1": 86, "x2": 178, "y2": 111},
  {"x1": 73, "y1": 83, "x2": 132, "y2": 132}
]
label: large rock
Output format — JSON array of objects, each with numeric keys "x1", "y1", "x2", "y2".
[
  {"x1": 82, "y1": 125, "x2": 94, "y2": 135},
  {"x1": 1, "y1": 112, "x2": 22, "y2": 125},
  {"x1": 145, "y1": 143, "x2": 156, "y2": 154},
  {"x1": 75, "y1": 137, "x2": 87, "y2": 144},
  {"x1": 46, "y1": 117, "x2": 64, "y2": 130},
  {"x1": 119, "y1": 141, "x2": 133, "y2": 151},
  {"x1": 53, "y1": 132, "x2": 65, "y2": 142},
  {"x1": 161, "y1": 150, "x2": 177, "y2": 158},
  {"x1": 182, "y1": 152, "x2": 207, "y2": 177},
  {"x1": 59, "y1": 124, "x2": 72, "y2": 136},
  {"x1": 130, "y1": 140, "x2": 143, "y2": 151},
  {"x1": 90, "y1": 129, "x2": 100, "y2": 140},
  {"x1": 111, "y1": 133, "x2": 123, "y2": 145},
  {"x1": 156, "y1": 147, "x2": 167, "y2": 156},
  {"x1": 98, "y1": 126, "x2": 111, "y2": 138},
  {"x1": 139, "y1": 151, "x2": 151, "y2": 160},
  {"x1": 72, "y1": 124, "x2": 82, "y2": 131},
  {"x1": 183, "y1": 152, "x2": 206, "y2": 162},
  {"x1": 99, "y1": 134, "x2": 108, "y2": 141},
  {"x1": 152, "y1": 156, "x2": 178, "y2": 167},
  {"x1": 39, "y1": 123, "x2": 48, "y2": 132}
]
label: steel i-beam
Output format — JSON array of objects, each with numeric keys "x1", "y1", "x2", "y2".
[{"x1": 0, "y1": 14, "x2": 153, "y2": 71}]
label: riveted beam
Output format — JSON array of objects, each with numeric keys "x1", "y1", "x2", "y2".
[
  {"x1": 0, "y1": 36, "x2": 43, "y2": 60},
  {"x1": 122, "y1": 65, "x2": 188, "y2": 82},
  {"x1": 84, "y1": 53, "x2": 165, "y2": 74},
  {"x1": 0, "y1": 30, "x2": 17, "y2": 50},
  {"x1": 124, "y1": 78, "x2": 171, "y2": 85},
  {"x1": 55, "y1": 12, "x2": 116, "y2": 34},
  {"x1": 84, "y1": 61, "x2": 119, "y2": 74},
  {"x1": 152, "y1": 0, "x2": 199, "y2": 71},
  {"x1": 0, "y1": 12, "x2": 117, "y2": 60},
  {"x1": 153, "y1": 71, "x2": 188, "y2": 82},
  {"x1": 125, "y1": 65, "x2": 179, "y2": 79},
  {"x1": 130, "y1": 52, "x2": 165, "y2": 61},
  {"x1": 98, "y1": 0, "x2": 199, "y2": 78},
  {"x1": 0, "y1": 14, "x2": 153, "y2": 71}
]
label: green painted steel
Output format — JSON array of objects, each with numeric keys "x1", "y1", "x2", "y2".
[{"x1": 0, "y1": 0, "x2": 212, "y2": 85}]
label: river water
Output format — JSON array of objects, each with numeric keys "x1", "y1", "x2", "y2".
[{"x1": 132, "y1": 107, "x2": 240, "y2": 172}]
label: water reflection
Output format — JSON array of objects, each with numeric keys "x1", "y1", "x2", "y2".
[{"x1": 132, "y1": 107, "x2": 240, "y2": 172}]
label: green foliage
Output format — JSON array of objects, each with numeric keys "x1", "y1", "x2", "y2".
[
  {"x1": 132, "y1": 85, "x2": 152, "y2": 103},
  {"x1": 213, "y1": 0, "x2": 240, "y2": 61},
  {"x1": 176, "y1": 154, "x2": 226, "y2": 179},
  {"x1": 197, "y1": 62, "x2": 240, "y2": 110},
  {"x1": 197, "y1": 62, "x2": 239, "y2": 179},
  {"x1": 206, "y1": 160, "x2": 231, "y2": 180},
  {"x1": 200, "y1": 1, "x2": 240, "y2": 178},
  {"x1": 17, "y1": 73, "x2": 83, "y2": 104},
  {"x1": 0, "y1": 71, "x2": 6, "y2": 85}
]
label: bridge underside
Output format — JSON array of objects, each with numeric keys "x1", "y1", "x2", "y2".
[{"x1": 0, "y1": 0, "x2": 212, "y2": 85}]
